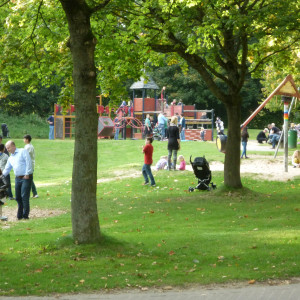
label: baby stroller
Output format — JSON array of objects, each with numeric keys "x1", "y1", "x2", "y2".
[
  {"x1": 1, "y1": 124, "x2": 10, "y2": 138},
  {"x1": 153, "y1": 127, "x2": 163, "y2": 141},
  {"x1": 189, "y1": 156, "x2": 216, "y2": 192}
]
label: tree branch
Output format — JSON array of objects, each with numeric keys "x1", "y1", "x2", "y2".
[
  {"x1": 250, "y1": 39, "x2": 300, "y2": 74},
  {"x1": 0, "y1": 0, "x2": 10, "y2": 8},
  {"x1": 90, "y1": 0, "x2": 111, "y2": 14}
]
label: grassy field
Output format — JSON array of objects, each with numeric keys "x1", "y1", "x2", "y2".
[{"x1": 0, "y1": 137, "x2": 300, "y2": 296}]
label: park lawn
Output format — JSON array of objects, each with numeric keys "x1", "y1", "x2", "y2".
[{"x1": 0, "y1": 138, "x2": 300, "y2": 296}]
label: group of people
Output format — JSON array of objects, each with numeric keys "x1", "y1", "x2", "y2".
[
  {"x1": 256, "y1": 123, "x2": 281, "y2": 149},
  {"x1": 141, "y1": 116, "x2": 186, "y2": 186},
  {"x1": 0, "y1": 135, "x2": 38, "y2": 220},
  {"x1": 150, "y1": 112, "x2": 186, "y2": 141}
]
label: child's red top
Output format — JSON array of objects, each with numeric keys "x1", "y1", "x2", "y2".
[{"x1": 143, "y1": 144, "x2": 153, "y2": 165}]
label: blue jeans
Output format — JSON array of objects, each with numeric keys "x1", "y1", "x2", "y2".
[
  {"x1": 49, "y1": 126, "x2": 54, "y2": 140},
  {"x1": 271, "y1": 135, "x2": 280, "y2": 148},
  {"x1": 142, "y1": 164, "x2": 155, "y2": 185},
  {"x1": 241, "y1": 141, "x2": 247, "y2": 158},
  {"x1": 15, "y1": 175, "x2": 33, "y2": 219},
  {"x1": 180, "y1": 129, "x2": 185, "y2": 141}
]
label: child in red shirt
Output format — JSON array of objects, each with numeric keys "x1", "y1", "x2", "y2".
[{"x1": 142, "y1": 137, "x2": 156, "y2": 186}]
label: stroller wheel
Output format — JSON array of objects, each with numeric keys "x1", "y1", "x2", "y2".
[{"x1": 189, "y1": 187, "x2": 194, "y2": 192}]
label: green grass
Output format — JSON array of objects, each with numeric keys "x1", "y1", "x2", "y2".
[
  {"x1": 0, "y1": 138, "x2": 300, "y2": 295},
  {"x1": 0, "y1": 112, "x2": 49, "y2": 139}
]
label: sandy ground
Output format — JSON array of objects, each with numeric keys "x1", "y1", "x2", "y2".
[{"x1": 1, "y1": 141, "x2": 299, "y2": 224}]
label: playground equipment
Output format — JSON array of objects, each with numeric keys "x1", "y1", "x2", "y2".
[
  {"x1": 130, "y1": 75, "x2": 215, "y2": 141},
  {"x1": 53, "y1": 74, "x2": 216, "y2": 140},
  {"x1": 54, "y1": 104, "x2": 75, "y2": 139},
  {"x1": 98, "y1": 117, "x2": 114, "y2": 138},
  {"x1": 216, "y1": 135, "x2": 227, "y2": 153}
]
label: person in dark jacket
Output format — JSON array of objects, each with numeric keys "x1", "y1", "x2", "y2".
[
  {"x1": 241, "y1": 127, "x2": 249, "y2": 159},
  {"x1": 257, "y1": 128, "x2": 268, "y2": 143},
  {"x1": 0, "y1": 169, "x2": 8, "y2": 202},
  {"x1": 166, "y1": 116, "x2": 181, "y2": 170}
]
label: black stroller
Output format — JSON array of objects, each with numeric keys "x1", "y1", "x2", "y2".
[
  {"x1": 1, "y1": 124, "x2": 10, "y2": 138},
  {"x1": 153, "y1": 127, "x2": 163, "y2": 141},
  {"x1": 189, "y1": 156, "x2": 216, "y2": 192}
]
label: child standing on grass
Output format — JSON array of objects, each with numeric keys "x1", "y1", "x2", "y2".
[
  {"x1": 142, "y1": 137, "x2": 156, "y2": 186},
  {"x1": 178, "y1": 155, "x2": 186, "y2": 170}
]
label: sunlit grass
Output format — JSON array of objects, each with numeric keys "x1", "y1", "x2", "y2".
[{"x1": 0, "y1": 138, "x2": 299, "y2": 295}]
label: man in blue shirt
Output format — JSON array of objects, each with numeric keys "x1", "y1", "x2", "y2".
[
  {"x1": 158, "y1": 112, "x2": 168, "y2": 140},
  {"x1": 3, "y1": 141, "x2": 33, "y2": 220},
  {"x1": 47, "y1": 114, "x2": 54, "y2": 140},
  {"x1": 180, "y1": 113, "x2": 186, "y2": 140}
]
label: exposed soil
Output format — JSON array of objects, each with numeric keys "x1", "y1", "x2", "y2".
[{"x1": 0, "y1": 206, "x2": 67, "y2": 226}]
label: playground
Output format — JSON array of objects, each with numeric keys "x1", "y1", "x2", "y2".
[{"x1": 53, "y1": 76, "x2": 215, "y2": 141}]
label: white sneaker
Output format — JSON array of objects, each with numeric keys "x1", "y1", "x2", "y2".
[{"x1": 33, "y1": 195, "x2": 39, "y2": 198}]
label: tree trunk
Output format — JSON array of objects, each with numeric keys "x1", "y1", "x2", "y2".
[
  {"x1": 59, "y1": 0, "x2": 100, "y2": 243},
  {"x1": 224, "y1": 100, "x2": 242, "y2": 188}
]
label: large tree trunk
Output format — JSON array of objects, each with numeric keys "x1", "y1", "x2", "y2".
[
  {"x1": 224, "y1": 99, "x2": 242, "y2": 188},
  {"x1": 59, "y1": 0, "x2": 100, "y2": 243}
]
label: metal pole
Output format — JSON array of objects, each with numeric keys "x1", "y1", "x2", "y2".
[
  {"x1": 274, "y1": 96, "x2": 296, "y2": 159},
  {"x1": 283, "y1": 101, "x2": 289, "y2": 172}
]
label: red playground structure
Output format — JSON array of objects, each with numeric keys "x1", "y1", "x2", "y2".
[
  {"x1": 53, "y1": 75, "x2": 216, "y2": 140},
  {"x1": 129, "y1": 75, "x2": 215, "y2": 141}
]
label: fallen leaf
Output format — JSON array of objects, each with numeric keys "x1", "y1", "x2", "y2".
[{"x1": 169, "y1": 251, "x2": 175, "y2": 256}]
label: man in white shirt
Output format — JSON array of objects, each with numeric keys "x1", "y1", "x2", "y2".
[{"x1": 3, "y1": 141, "x2": 33, "y2": 220}]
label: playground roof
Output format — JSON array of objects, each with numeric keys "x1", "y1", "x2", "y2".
[{"x1": 130, "y1": 76, "x2": 159, "y2": 90}]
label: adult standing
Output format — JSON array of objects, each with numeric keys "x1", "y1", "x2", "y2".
[
  {"x1": 166, "y1": 116, "x2": 181, "y2": 170},
  {"x1": 0, "y1": 144, "x2": 14, "y2": 200},
  {"x1": 0, "y1": 137, "x2": 14, "y2": 200},
  {"x1": 2, "y1": 141, "x2": 33, "y2": 220},
  {"x1": 23, "y1": 135, "x2": 38, "y2": 198},
  {"x1": 47, "y1": 114, "x2": 54, "y2": 140},
  {"x1": 241, "y1": 127, "x2": 249, "y2": 159},
  {"x1": 179, "y1": 113, "x2": 186, "y2": 141},
  {"x1": 158, "y1": 112, "x2": 168, "y2": 140}
]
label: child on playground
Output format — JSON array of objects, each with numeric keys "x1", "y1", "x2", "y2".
[
  {"x1": 142, "y1": 137, "x2": 156, "y2": 186},
  {"x1": 155, "y1": 155, "x2": 168, "y2": 171},
  {"x1": 178, "y1": 155, "x2": 186, "y2": 170},
  {"x1": 200, "y1": 127, "x2": 206, "y2": 141},
  {"x1": 292, "y1": 150, "x2": 300, "y2": 168}
]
